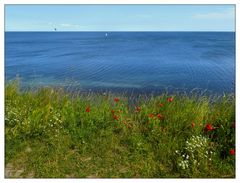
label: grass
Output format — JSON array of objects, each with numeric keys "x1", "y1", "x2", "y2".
[{"x1": 5, "y1": 80, "x2": 235, "y2": 178}]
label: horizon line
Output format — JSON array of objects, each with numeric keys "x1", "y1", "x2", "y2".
[{"x1": 5, "y1": 30, "x2": 235, "y2": 33}]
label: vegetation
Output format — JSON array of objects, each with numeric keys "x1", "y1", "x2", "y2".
[{"x1": 5, "y1": 81, "x2": 235, "y2": 178}]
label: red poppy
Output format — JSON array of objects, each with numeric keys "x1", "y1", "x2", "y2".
[
  {"x1": 191, "y1": 122, "x2": 195, "y2": 128},
  {"x1": 205, "y1": 123, "x2": 214, "y2": 131},
  {"x1": 167, "y1": 97, "x2": 173, "y2": 102},
  {"x1": 229, "y1": 149, "x2": 235, "y2": 156},
  {"x1": 114, "y1": 97, "x2": 120, "y2": 102},
  {"x1": 148, "y1": 114, "x2": 154, "y2": 119},
  {"x1": 159, "y1": 103, "x2": 164, "y2": 107},
  {"x1": 135, "y1": 106, "x2": 141, "y2": 112},
  {"x1": 157, "y1": 114, "x2": 163, "y2": 119},
  {"x1": 111, "y1": 109, "x2": 115, "y2": 115},
  {"x1": 85, "y1": 106, "x2": 90, "y2": 113},
  {"x1": 114, "y1": 115, "x2": 118, "y2": 120}
]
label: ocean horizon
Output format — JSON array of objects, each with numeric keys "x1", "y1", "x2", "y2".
[{"x1": 5, "y1": 31, "x2": 235, "y2": 95}]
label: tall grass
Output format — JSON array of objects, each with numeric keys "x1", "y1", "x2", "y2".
[{"x1": 5, "y1": 81, "x2": 235, "y2": 178}]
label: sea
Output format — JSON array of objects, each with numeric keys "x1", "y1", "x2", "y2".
[{"x1": 5, "y1": 32, "x2": 235, "y2": 95}]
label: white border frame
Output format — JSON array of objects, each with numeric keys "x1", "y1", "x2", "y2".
[{"x1": 0, "y1": 0, "x2": 239, "y2": 182}]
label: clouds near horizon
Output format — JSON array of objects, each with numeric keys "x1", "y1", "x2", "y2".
[{"x1": 5, "y1": 5, "x2": 235, "y2": 31}]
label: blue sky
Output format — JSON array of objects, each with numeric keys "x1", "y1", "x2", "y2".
[{"x1": 5, "y1": 5, "x2": 235, "y2": 31}]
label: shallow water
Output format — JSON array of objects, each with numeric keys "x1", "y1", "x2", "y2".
[{"x1": 5, "y1": 32, "x2": 235, "y2": 94}]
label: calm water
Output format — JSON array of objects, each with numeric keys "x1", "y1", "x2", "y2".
[{"x1": 5, "y1": 32, "x2": 235, "y2": 94}]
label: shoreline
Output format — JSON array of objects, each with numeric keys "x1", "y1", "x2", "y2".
[{"x1": 5, "y1": 79, "x2": 235, "y2": 98}]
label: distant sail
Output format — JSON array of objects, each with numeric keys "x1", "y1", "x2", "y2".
[{"x1": 105, "y1": 33, "x2": 108, "y2": 37}]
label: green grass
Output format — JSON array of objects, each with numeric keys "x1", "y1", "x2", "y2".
[{"x1": 5, "y1": 81, "x2": 235, "y2": 178}]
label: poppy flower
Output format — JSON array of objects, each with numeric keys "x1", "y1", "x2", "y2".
[
  {"x1": 114, "y1": 115, "x2": 118, "y2": 121},
  {"x1": 157, "y1": 114, "x2": 163, "y2": 119},
  {"x1": 167, "y1": 97, "x2": 173, "y2": 102},
  {"x1": 114, "y1": 97, "x2": 120, "y2": 102},
  {"x1": 148, "y1": 114, "x2": 154, "y2": 119},
  {"x1": 191, "y1": 122, "x2": 195, "y2": 128},
  {"x1": 159, "y1": 103, "x2": 164, "y2": 107},
  {"x1": 85, "y1": 106, "x2": 90, "y2": 113},
  {"x1": 229, "y1": 149, "x2": 235, "y2": 156},
  {"x1": 111, "y1": 109, "x2": 115, "y2": 115},
  {"x1": 135, "y1": 106, "x2": 141, "y2": 112},
  {"x1": 205, "y1": 123, "x2": 214, "y2": 131}
]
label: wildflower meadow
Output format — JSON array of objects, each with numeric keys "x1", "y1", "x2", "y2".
[{"x1": 5, "y1": 81, "x2": 235, "y2": 178}]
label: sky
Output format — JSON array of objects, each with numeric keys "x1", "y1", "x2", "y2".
[{"x1": 5, "y1": 5, "x2": 235, "y2": 31}]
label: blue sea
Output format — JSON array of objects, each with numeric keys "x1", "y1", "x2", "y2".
[{"x1": 5, "y1": 32, "x2": 235, "y2": 94}]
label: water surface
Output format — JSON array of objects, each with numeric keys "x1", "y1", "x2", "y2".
[{"x1": 5, "y1": 32, "x2": 235, "y2": 94}]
